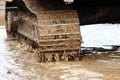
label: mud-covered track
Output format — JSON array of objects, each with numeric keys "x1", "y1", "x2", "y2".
[{"x1": 5, "y1": 0, "x2": 82, "y2": 62}]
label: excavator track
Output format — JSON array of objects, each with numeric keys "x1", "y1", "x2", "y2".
[{"x1": 6, "y1": 0, "x2": 82, "y2": 62}]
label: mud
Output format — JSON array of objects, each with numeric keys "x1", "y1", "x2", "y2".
[
  {"x1": 0, "y1": 1, "x2": 5, "y2": 25},
  {"x1": 0, "y1": 27, "x2": 120, "y2": 80}
]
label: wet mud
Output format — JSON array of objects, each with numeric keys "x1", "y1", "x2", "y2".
[{"x1": 0, "y1": 28, "x2": 120, "y2": 80}]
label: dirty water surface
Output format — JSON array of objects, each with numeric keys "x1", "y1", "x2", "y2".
[{"x1": 0, "y1": 26, "x2": 120, "y2": 80}]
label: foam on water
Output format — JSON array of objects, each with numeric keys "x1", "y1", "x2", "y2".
[{"x1": 81, "y1": 24, "x2": 120, "y2": 49}]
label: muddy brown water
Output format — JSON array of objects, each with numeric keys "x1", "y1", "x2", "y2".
[{"x1": 0, "y1": 28, "x2": 120, "y2": 80}]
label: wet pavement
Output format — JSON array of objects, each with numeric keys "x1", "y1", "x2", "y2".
[{"x1": 0, "y1": 26, "x2": 120, "y2": 80}]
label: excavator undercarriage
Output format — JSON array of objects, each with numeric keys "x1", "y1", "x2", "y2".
[{"x1": 6, "y1": 0, "x2": 82, "y2": 62}]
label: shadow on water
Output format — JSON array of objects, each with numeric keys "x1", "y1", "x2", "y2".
[{"x1": 82, "y1": 45, "x2": 120, "y2": 53}]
